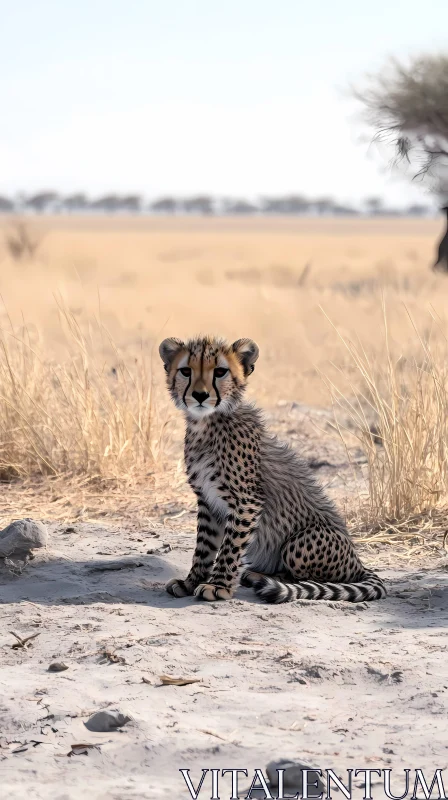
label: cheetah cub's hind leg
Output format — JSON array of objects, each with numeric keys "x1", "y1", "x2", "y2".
[{"x1": 250, "y1": 526, "x2": 387, "y2": 604}]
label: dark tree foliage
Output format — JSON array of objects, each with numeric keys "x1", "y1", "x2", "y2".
[
  {"x1": 354, "y1": 54, "x2": 448, "y2": 198},
  {"x1": 313, "y1": 197, "x2": 335, "y2": 215},
  {"x1": 407, "y1": 204, "x2": 430, "y2": 216},
  {"x1": 89, "y1": 195, "x2": 139, "y2": 212},
  {"x1": 63, "y1": 194, "x2": 89, "y2": 212},
  {"x1": 89, "y1": 195, "x2": 123, "y2": 212},
  {"x1": 150, "y1": 197, "x2": 178, "y2": 213},
  {"x1": 261, "y1": 195, "x2": 309, "y2": 214},
  {"x1": 364, "y1": 196, "x2": 384, "y2": 213},
  {"x1": 0, "y1": 196, "x2": 15, "y2": 212},
  {"x1": 26, "y1": 191, "x2": 60, "y2": 212},
  {"x1": 222, "y1": 199, "x2": 258, "y2": 214},
  {"x1": 332, "y1": 204, "x2": 359, "y2": 216},
  {"x1": 182, "y1": 196, "x2": 214, "y2": 215},
  {"x1": 120, "y1": 195, "x2": 141, "y2": 213}
]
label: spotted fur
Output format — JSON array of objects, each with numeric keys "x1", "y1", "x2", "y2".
[{"x1": 160, "y1": 335, "x2": 386, "y2": 604}]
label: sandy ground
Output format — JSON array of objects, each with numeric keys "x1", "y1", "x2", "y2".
[{"x1": 1, "y1": 404, "x2": 448, "y2": 799}]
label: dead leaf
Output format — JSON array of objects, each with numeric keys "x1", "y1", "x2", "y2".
[
  {"x1": 68, "y1": 743, "x2": 100, "y2": 757},
  {"x1": 198, "y1": 728, "x2": 227, "y2": 741},
  {"x1": 10, "y1": 631, "x2": 41, "y2": 650},
  {"x1": 99, "y1": 650, "x2": 126, "y2": 665},
  {"x1": 147, "y1": 543, "x2": 172, "y2": 555},
  {"x1": 159, "y1": 674, "x2": 201, "y2": 686}
]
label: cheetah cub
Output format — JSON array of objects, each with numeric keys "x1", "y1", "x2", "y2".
[{"x1": 160, "y1": 335, "x2": 386, "y2": 604}]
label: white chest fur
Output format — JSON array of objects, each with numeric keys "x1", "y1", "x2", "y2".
[{"x1": 191, "y1": 451, "x2": 229, "y2": 522}]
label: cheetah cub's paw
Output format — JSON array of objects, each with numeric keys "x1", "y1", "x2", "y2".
[
  {"x1": 165, "y1": 578, "x2": 194, "y2": 598},
  {"x1": 194, "y1": 583, "x2": 233, "y2": 601}
]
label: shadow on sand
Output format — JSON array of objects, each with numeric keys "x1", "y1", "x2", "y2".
[{"x1": 1, "y1": 553, "x2": 447, "y2": 626}]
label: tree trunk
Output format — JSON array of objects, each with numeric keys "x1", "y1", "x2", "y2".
[{"x1": 433, "y1": 208, "x2": 448, "y2": 272}]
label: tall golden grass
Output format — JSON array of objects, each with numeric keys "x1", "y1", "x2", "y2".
[
  {"x1": 0, "y1": 214, "x2": 447, "y2": 533},
  {"x1": 0, "y1": 304, "x2": 169, "y2": 481},
  {"x1": 325, "y1": 305, "x2": 448, "y2": 531}
]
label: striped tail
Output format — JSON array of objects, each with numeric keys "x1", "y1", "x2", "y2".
[{"x1": 250, "y1": 571, "x2": 386, "y2": 603}]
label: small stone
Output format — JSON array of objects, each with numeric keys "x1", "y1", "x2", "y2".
[
  {"x1": 84, "y1": 710, "x2": 131, "y2": 732},
  {"x1": 48, "y1": 662, "x2": 69, "y2": 672},
  {"x1": 0, "y1": 518, "x2": 48, "y2": 558},
  {"x1": 266, "y1": 760, "x2": 325, "y2": 794}
]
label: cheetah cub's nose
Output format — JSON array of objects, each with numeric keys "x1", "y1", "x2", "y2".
[{"x1": 192, "y1": 390, "x2": 210, "y2": 404}]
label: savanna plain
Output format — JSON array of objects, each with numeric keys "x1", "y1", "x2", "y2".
[{"x1": 0, "y1": 215, "x2": 447, "y2": 799}]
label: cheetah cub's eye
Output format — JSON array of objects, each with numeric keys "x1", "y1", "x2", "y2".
[
  {"x1": 214, "y1": 367, "x2": 229, "y2": 378},
  {"x1": 179, "y1": 367, "x2": 191, "y2": 377}
]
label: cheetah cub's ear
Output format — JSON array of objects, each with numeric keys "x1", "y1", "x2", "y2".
[
  {"x1": 159, "y1": 338, "x2": 185, "y2": 371},
  {"x1": 232, "y1": 338, "x2": 259, "y2": 376}
]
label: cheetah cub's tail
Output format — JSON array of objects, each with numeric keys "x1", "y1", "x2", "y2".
[{"x1": 249, "y1": 571, "x2": 386, "y2": 603}]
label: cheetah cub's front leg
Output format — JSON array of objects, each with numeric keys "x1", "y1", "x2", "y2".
[
  {"x1": 165, "y1": 496, "x2": 224, "y2": 598},
  {"x1": 194, "y1": 502, "x2": 260, "y2": 601}
]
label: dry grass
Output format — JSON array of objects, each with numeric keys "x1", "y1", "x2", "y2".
[
  {"x1": 326, "y1": 306, "x2": 448, "y2": 517},
  {"x1": 322, "y1": 304, "x2": 448, "y2": 556},
  {"x1": 0, "y1": 303, "x2": 170, "y2": 482},
  {"x1": 0, "y1": 214, "x2": 448, "y2": 553},
  {"x1": 4, "y1": 218, "x2": 43, "y2": 261}
]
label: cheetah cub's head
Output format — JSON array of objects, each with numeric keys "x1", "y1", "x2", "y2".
[{"x1": 159, "y1": 335, "x2": 259, "y2": 419}]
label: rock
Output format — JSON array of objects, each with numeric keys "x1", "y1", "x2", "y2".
[
  {"x1": 48, "y1": 662, "x2": 69, "y2": 672},
  {"x1": 266, "y1": 760, "x2": 325, "y2": 795},
  {"x1": 84, "y1": 710, "x2": 131, "y2": 732},
  {"x1": 0, "y1": 519, "x2": 48, "y2": 558}
]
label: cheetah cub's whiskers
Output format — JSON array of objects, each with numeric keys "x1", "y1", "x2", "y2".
[{"x1": 159, "y1": 335, "x2": 386, "y2": 604}]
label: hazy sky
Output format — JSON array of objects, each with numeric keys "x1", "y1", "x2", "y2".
[{"x1": 1, "y1": 0, "x2": 447, "y2": 204}]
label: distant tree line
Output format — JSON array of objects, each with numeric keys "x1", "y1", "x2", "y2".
[{"x1": 0, "y1": 191, "x2": 433, "y2": 217}]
